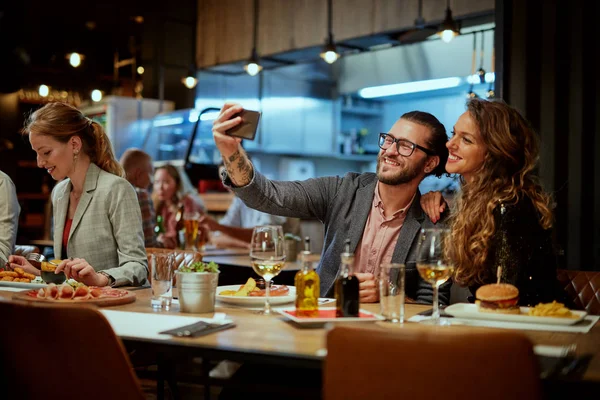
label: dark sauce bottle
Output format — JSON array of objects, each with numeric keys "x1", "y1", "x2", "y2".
[{"x1": 334, "y1": 239, "x2": 359, "y2": 317}]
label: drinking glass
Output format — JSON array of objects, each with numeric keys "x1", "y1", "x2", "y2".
[
  {"x1": 250, "y1": 225, "x2": 286, "y2": 315},
  {"x1": 416, "y1": 228, "x2": 454, "y2": 325},
  {"x1": 151, "y1": 253, "x2": 175, "y2": 310},
  {"x1": 183, "y1": 211, "x2": 201, "y2": 250},
  {"x1": 379, "y1": 263, "x2": 406, "y2": 323}
]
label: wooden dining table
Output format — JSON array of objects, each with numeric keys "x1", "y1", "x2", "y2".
[{"x1": 5, "y1": 286, "x2": 596, "y2": 382}]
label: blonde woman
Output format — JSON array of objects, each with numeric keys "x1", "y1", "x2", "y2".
[
  {"x1": 8, "y1": 102, "x2": 147, "y2": 287},
  {"x1": 421, "y1": 99, "x2": 566, "y2": 306}
]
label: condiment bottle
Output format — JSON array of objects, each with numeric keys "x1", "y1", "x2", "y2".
[
  {"x1": 294, "y1": 237, "x2": 320, "y2": 317},
  {"x1": 334, "y1": 239, "x2": 359, "y2": 317}
]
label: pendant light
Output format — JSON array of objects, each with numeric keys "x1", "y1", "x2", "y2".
[
  {"x1": 181, "y1": 65, "x2": 198, "y2": 89},
  {"x1": 467, "y1": 33, "x2": 478, "y2": 99},
  {"x1": 244, "y1": 0, "x2": 263, "y2": 76},
  {"x1": 437, "y1": 0, "x2": 460, "y2": 43},
  {"x1": 477, "y1": 32, "x2": 486, "y2": 84},
  {"x1": 486, "y1": 46, "x2": 496, "y2": 98},
  {"x1": 320, "y1": 0, "x2": 340, "y2": 64}
]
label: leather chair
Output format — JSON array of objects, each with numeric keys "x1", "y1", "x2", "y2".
[
  {"x1": 557, "y1": 269, "x2": 600, "y2": 315},
  {"x1": 0, "y1": 299, "x2": 145, "y2": 400},
  {"x1": 324, "y1": 325, "x2": 542, "y2": 400},
  {"x1": 145, "y1": 247, "x2": 203, "y2": 282}
]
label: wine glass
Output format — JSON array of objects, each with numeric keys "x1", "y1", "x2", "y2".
[
  {"x1": 250, "y1": 225, "x2": 286, "y2": 315},
  {"x1": 416, "y1": 228, "x2": 454, "y2": 325}
]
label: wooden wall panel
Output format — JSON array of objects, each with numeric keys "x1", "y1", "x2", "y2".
[
  {"x1": 197, "y1": 0, "x2": 253, "y2": 67},
  {"x1": 333, "y1": 0, "x2": 375, "y2": 40},
  {"x1": 196, "y1": 0, "x2": 494, "y2": 68}
]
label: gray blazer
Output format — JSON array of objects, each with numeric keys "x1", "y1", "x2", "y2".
[
  {"x1": 52, "y1": 163, "x2": 148, "y2": 286},
  {"x1": 231, "y1": 170, "x2": 450, "y2": 305},
  {"x1": 0, "y1": 170, "x2": 20, "y2": 264}
]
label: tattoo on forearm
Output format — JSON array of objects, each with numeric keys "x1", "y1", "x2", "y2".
[{"x1": 224, "y1": 150, "x2": 253, "y2": 186}]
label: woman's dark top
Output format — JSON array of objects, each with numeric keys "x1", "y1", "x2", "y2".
[{"x1": 469, "y1": 196, "x2": 569, "y2": 306}]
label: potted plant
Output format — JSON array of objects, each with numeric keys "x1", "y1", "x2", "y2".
[{"x1": 176, "y1": 261, "x2": 220, "y2": 313}]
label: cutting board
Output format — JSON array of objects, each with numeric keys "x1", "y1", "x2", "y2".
[{"x1": 12, "y1": 289, "x2": 136, "y2": 307}]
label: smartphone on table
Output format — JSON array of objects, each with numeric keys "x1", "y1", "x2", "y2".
[{"x1": 226, "y1": 109, "x2": 261, "y2": 140}]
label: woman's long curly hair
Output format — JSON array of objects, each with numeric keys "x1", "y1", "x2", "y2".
[
  {"x1": 152, "y1": 164, "x2": 183, "y2": 215},
  {"x1": 450, "y1": 99, "x2": 554, "y2": 286},
  {"x1": 23, "y1": 102, "x2": 124, "y2": 177}
]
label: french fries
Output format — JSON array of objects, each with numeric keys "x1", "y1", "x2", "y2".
[{"x1": 528, "y1": 301, "x2": 575, "y2": 318}]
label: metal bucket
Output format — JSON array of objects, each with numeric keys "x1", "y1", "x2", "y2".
[{"x1": 176, "y1": 271, "x2": 220, "y2": 313}]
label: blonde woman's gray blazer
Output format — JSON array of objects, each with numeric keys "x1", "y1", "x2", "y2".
[{"x1": 52, "y1": 163, "x2": 148, "y2": 286}]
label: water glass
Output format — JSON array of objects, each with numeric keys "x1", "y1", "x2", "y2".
[
  {"x1": 151, "y1": 253, "x2": 175, "y2": 310},
  {"x1": 379, "y1": 263, "x2": 406, "y2": 323}
]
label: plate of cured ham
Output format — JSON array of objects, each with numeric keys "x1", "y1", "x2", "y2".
[{"x1": 12, "y1": 283, "x2": 136, "y2": 307}]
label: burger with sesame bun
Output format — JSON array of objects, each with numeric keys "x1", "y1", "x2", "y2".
[{"x1": 475, "y1": 283, "x2": 520, "y2": 314}]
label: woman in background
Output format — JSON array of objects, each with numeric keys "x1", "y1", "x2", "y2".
[
  {"x1": 421, "y1": 98, "x2": 566, "y2": 306},
  {"x1": 8, "y1": 102, "x2": 147, "y2": 287},
  {"x1": 152, "y1": 164, "x2": 205, "y2": 249}
]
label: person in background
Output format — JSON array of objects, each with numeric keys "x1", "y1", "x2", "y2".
[
  {"x1": 8, "y1": 102, "x2": 148, "y2": 287},
  {"x1": 120, "y1": 148, "x2": 163, "y2": 248},
  {"x1": 0, "y1": 169, "x2": 20, "y2": 264},
  {"x1": 152, "y1": 164, "x2": 205, "y2": 249},
  {"x1": 200, "y1": 165, "x2": 299, "y2": 249},
  {"x1": 212, "y1": 103, "x2": 450, "y2": 304},
  {"x1": 420, "y1": 98, "x2": 566, "y2": 306}
]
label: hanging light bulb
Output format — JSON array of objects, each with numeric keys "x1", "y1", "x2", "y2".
[
  {"x1": 320, "y1": 35, "x2": 340, "y2": 64},
  {"x1": 244, "y1": 0, "x2": 263, "y2": 76},
  {"x1": 38, "y1": 85, "x2": 49, "y2": 97},
  {"x1": 91, "y1": 89, "x2": 103, "y2": 102},
  {"x1": 244, "y1": 48, "x2": 263, "y2": 76},
  {"x1": 320, "y1": 0, "x2": 340, "y2": 64},
  {"x1": 67, "y1": 52, "x2": 83, "y2": 67},
  {"x1": 182, "y1": 75, "x2": 198, "y2": 89},
  {"x1": 137, "y1": 66, "x2": 145, "y2": 75},
  {"x1": 437, "y1": 0, "x2": 460, "y2": 43}
]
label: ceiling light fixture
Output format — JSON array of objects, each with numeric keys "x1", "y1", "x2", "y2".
[
  {"x1": 91, "y1": 89, "x2": 103, "y2": 102},
  {"x1": 38, "y1": 84, "x2": 49, "y2": 97},
  {"x1": 137, "y1": 66, "x2": 144, "y2": 75},
  {"x1": 320, "y1": 0, "x2": 340, "y2": 64},
  {"x1": 437, "y1": 0, "x2": 460, "y2": 43},
  {"x1": 182, "y1": 75, "x2": 198, "y2": 89},
  {"x1": 244, "y1": 0, "x2": 263, "y2": 76},
  {"x1": 359, "y1": 77, "x2": 462, "y2": 99},
  {"x1": 67, "y1": 52, "x2": 84, "y2": 68}
]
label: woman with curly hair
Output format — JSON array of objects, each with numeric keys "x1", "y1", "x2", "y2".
[{"x1": 421, "y1": 98, "x2": 566, "y2": 306}]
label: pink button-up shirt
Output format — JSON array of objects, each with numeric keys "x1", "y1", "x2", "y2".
[{"x1": 354, "y1": 183, "x2": 414, "y2": 278}]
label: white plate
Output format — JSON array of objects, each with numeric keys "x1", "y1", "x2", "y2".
[
  {"x1": 277, "y1": 307, "x2": 385, "y2": 323},
  {"x1": 0, "y1": 278, "x2": 47, "y2": 290},
  {"x1": 445, "y1": 303, "x2": 587, "y2": 326},
  {"x1": 216, "y1": 285, "x2": 296, "y2": 306}
]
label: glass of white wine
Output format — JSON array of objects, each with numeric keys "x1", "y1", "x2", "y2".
[
  {"x1": 250, "y1": 225, "x2": 286, "y2": 315},
  {"x1": 416, "y1": 228, "x2": 454, "y2": 325}
]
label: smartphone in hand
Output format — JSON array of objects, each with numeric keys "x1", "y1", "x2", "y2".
[{"x1": 226, "y1": 109, "x2": 261, "y2": 140}]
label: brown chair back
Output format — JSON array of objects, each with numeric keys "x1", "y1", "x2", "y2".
[
  {"x1": 324, "y1": 325, "x2": 542, "y2": 400},
  {"x1": 557, "y1": 269, "x2": 600, "y2": 315},
  {"x1": 145, "y1": 247, "x2": 203, "y2": 282},
  {"x1": 0, "y1": 300, "x2": 145, "y2": 400}
]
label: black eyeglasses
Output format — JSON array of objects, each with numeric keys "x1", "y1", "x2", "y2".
[{"x1": 378, "y1": 133, "x2": 435, "y2": 157}]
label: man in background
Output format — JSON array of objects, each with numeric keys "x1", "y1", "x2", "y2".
[
  {"x1": 0, "y1": 169, "x2": 20, "y2": 263},
  {"x1": 120, "y1": 148, "x2": 162, "y2": 248}
]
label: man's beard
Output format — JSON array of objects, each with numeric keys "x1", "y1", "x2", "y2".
[{"x1": 376, "y1": 155, "x2": 424, "y2": 185}]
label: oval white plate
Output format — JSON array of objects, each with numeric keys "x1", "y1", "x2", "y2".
[
  {"x1": 445, "y1": 303, "x2": 587, "y2": 326},
  {"x1": 216, "y1": 285, "x2": 295, "y2": 306}
]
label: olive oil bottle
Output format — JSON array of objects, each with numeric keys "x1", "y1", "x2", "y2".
[
  {"x1": 294, "y1": 237, "x2": 320, "y2": 317},
  {"x1": 334, "y1": 239, "x2": 359, "y2": 317}
]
